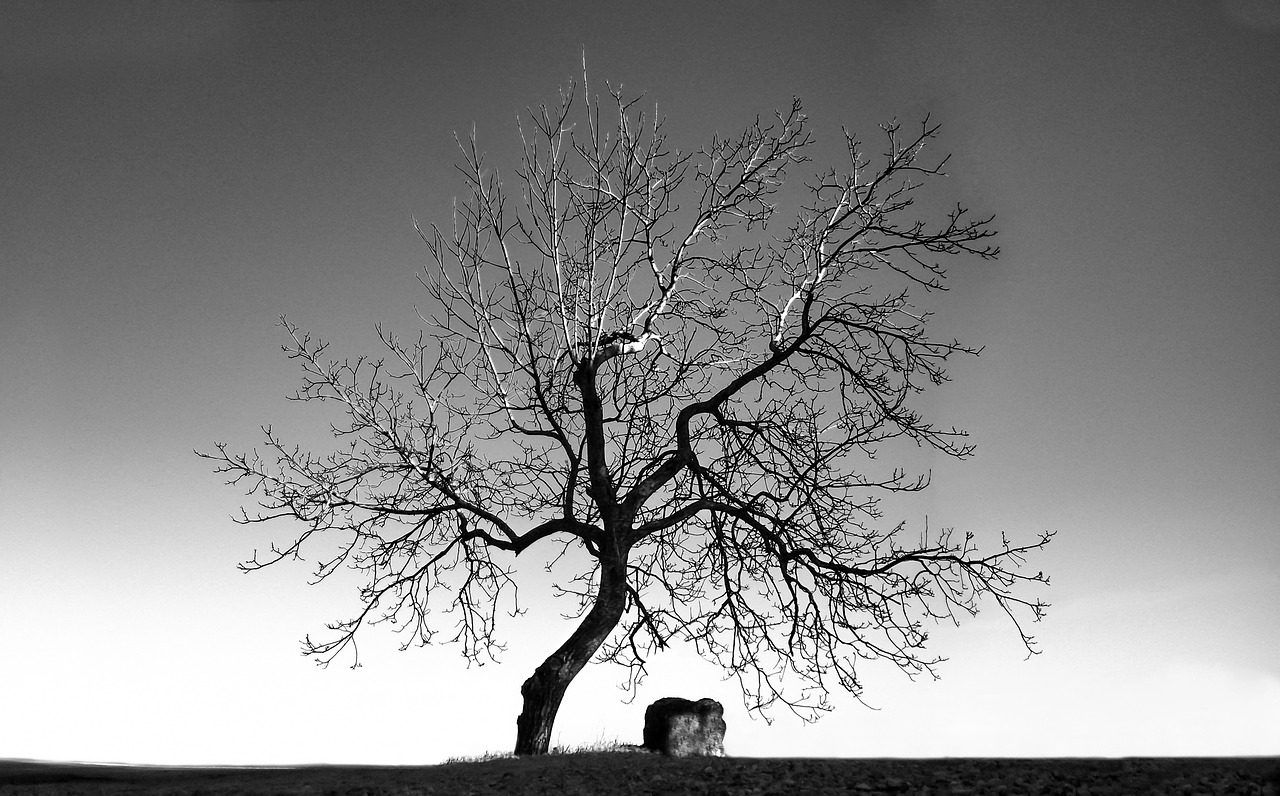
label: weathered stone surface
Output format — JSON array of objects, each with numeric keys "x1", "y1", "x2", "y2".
[{"x1": 642, "y1": 697, "x2": 726, "y2": 757}]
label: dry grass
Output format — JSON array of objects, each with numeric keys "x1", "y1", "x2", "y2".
[
  {"x1": 444, "y1": 733, "x2": 635, "y2": 764},
  {"x1": 1, "y1": 753, "x2": 1277, "y2": 795}
]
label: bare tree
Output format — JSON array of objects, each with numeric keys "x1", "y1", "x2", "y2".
[{"x1": 201, "y1": 74, "x2": 1052, "y2": 756}]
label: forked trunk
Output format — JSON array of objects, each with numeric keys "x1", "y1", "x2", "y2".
[{"x1": 513, "y1": 557, "x2": 629, "y2": 755}]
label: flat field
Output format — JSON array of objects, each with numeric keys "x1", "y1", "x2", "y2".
[{"x1": 2, "y1": 753, "x2": 1277, "y2": 795}]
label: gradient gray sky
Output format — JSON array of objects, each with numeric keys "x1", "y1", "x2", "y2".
[{"x1": 2, "y1": 0, "x2": 1278, "y2": 764}]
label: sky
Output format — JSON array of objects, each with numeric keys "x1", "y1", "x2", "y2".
[{"x1": 2, "y1": 0, "x2": 1278, "y2": 766}]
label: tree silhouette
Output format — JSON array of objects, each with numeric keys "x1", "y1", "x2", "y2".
[{"x1": 201, "y1": 75, "x2": 1052, "y2": 756}]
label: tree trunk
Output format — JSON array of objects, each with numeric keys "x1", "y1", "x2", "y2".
[{"x1": 513, "y1": 556, "x2": 629, "y2": 755}]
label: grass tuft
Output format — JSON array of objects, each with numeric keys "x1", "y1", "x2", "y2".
[
  {"x1": 441, "y1": 750, "x2": 517, "y2": 765},
  {"x1": 549, "y1": 736, "x2": 640, "y2": 755},
  {"x1": 443, "y1": 734, "x2": 645, "y2": 764}
]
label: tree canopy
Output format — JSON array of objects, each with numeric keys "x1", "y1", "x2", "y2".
[{"x1": 202, "y1": 75, "x2": 1052, "y2": 755}]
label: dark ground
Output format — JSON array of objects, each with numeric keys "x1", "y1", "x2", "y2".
[{"x1": 2, "y1": 753, "x2": 1277, "y2": 795}]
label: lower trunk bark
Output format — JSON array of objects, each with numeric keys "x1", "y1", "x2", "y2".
[{"x1": 513, "y1": 558, "x2": 628, "y2": 755}]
